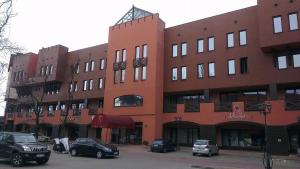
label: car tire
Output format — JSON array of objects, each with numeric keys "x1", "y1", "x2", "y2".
[
  {"x1": 96, "y1": 151, "x2": 103, "y2": 159},
  {"x1": 36, "y1": 159, "x2": 49, "y2": 165},
  {"x1": 70, "y1": 149, "x2": 77, "y2": 157},
  {"x1": 11, "y1": 153, "x2": 23, "y2": 167}
]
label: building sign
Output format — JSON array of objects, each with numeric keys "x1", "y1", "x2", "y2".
[{"x1": 226, "y1": 105, "x2": 247, "y2": 120}]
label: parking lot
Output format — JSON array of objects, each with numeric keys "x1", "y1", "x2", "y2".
[{"x1": 0, "y1": 145, "x2": 299, "y2": 169}]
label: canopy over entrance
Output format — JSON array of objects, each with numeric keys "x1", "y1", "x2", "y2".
[{"x1": 91, "y1": 114, "x2": 134, "y2": 129}]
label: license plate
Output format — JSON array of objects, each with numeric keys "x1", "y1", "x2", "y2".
[
  {"x1": 36, "y1": 154, "x2": 45, "y2": 158},
  {"x1": 153, "y1": 145, "x2": 158, "y2": 147}
]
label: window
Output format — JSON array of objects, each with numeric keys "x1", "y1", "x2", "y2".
[
  {"x1": 114, "y1": 71, "x2": 120, "y2": 84},
  {"x1": 197, "y1": 39, "x2": 204, "y2": 53},
  {"x1": 115, "y1": 50, "x2": 120, "y2": 62},
  {"x1": 228, "y1": 60, "x2": 236, "y2": 75},
  {"x1": 273, "y1": 16, "x2": 283, "y2": 33},
  {"x1": 114, "y1": 95, "x2": 143, "y2": 107},
  {"x1": 99, "y1": 78, "x2": 103, "y2": 89},
  {"x1": 49, "y1": 65, "x2": 53, "y2": 74},
  {"x1": 172, "y1": 68, "x2": 178, "y2": 81},
  {"x1": 227, "y1": 33, "x2": 234, "y2": 48},
  {"x1": 90, "y1": 61, "x2": 95, "y2": 71},
  {"x1": 208, "y1": 37, "x2": 215, "y2": 51},
  {"x1": 181, "y1": 42, "x2": 187, "y2": 56},
  {"x1": 293, "y1": 54, "x2": 300, "y2": 68},
  {"x1": 100, "y1": 59, "x2": 105, "y2": 70},
  {"x1": 239, "y1": 30, "x2": 247, "y2": 46},
  {"x1": 89, "y1": 79, "x2": 93, "y2": 90},
  {"x1": 289, "y1": 13, "x2": 299, "y2": 30},
  {"x1": 208, "y1": 62, "x2": 215, "y2": 77},
  {"x1": 122, "y1": 49, "x2": 126, "y2": 61},
  {"x1": 197, "y1": 64, "x2": 204, "y2": 78},
  {"x1": 240, "y1": 57, "x2": 248, "y2": 74},
  {"x1": 142, "y1": 45, "x2": 147, "y2": 58},
  {"x1": 74, "y1": 81, "x2": 78, "y2": 92},
  {"x1": 83, "y1": 80, "x2": 88, "y2": 91},
  {"x1": 69, "y1": 83, "x2": 73, "y2": 92},
  {"x1": 277, "y1": 56, "x2": 287, "y2": 69},
  {"x1": 121, "y1": 69, "x2": 125, "y2": 82},
  {"x1": 172, "y1": 44, "x2": 178, "y2": 57},
  {"x1": 181, "y1": 66, "x2": 187, "y2": 80},
  {"x1": 73, "y1": 63, "x2": 79, "y2": 74},
  {"x1": 46, "y1": 65, "x2": 50, "y2": 75},
  {"x1": 134, "y1": 68, "x2": 139, "y2": 81},
  {"x1": 85, "y1": 62, "x2": 89, "y2": 72},
  {"x1": 142, "y1": 66, "x2": 147, "y2": 80},
  {"x1": 135, "y1": 46, "x2": 140, "y2": 59}
]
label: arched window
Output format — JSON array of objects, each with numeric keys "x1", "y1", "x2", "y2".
[{"x1": 114, "y1": 95, "x2": 143, "y2": 107}]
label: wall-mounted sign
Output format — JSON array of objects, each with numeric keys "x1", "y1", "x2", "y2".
[{"x1": 226, "y1": 105, "x2": 247, "y2": 120}]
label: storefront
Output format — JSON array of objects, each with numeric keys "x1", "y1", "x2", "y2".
[
  {"x1": 111, "y1": 122, "x2": 143, "y2": 144},
  {"x1": 288, "y1": 124, "x2": 300, "y2": 154}
]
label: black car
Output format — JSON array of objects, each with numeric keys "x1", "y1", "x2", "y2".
[
  {"x1": 69, "y1": 138, "x2": 119, "y2": 159},
  {"x1": 150, "y1": 139, "x2": 176, "y2": 153},
  {"x1": 0, "y1": 132, "x2": 51, "y2": 166}
]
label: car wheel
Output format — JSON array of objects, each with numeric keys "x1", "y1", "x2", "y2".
[
  {"x1": 70, "y1": 149, "x2": 77, "y2": 157},
  {"x1": 96, "y1": 151, "x2": 103, "y2": 159},
  {"x1": 162, "y1": 148, "x2": 167, "y2": 153},
  {"x1": 11, "y1": 153, "x2": 23, "y2": 167},
  {"x1": 36, "y1": 159, "x2": 48, "y2": 165}
]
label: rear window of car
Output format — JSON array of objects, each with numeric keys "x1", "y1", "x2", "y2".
[{"x1": 194, "y1": 140, "x2": 208, "y2": 145}]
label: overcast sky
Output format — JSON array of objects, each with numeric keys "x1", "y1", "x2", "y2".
[{"x1": 1, "y1": 0, "x2": 257, "y2": 116}]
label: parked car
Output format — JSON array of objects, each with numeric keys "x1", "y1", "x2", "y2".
[
  {"x1": 192, "y1": 139, "x2": 219, "y2": 157},
  {"x1": 0, "y1": 132, "x2": 51, "y2": 166},
  {"x1": 150, "y1": 139, "x2": 176, "y2": 153},
  {"x1": 69, "y1": 138, "x2": 119, "y2": 159}
]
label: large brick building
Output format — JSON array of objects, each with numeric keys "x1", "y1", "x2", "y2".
[{"x1": 4, "y1": 0, "x2": 300, "y2": 155}]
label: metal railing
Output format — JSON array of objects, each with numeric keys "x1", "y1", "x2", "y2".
[
  {"x1": 245, "y1": 101, "x2": 265, "y2": 111},
  {"x1": 215, "y1": 102, "x2": 232, "y2": 112},
  {"x1": 285, "y1": 100, "x2": 300, "y2": 110},
  {"x1": 184, "y1": 101, "x2": 200, "y2": 112}
]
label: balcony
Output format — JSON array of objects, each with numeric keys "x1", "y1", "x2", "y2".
[
  {"x1": 245, "y1": 101, "x2": 265, "y2": 111},
  {"x1": 163, "y1": 104, "x2": 177, "y2": 113},
  {"x1": 184, "y1": 101, "x2": 200, "y2": 112},
  {"x1": 214, "y1": 102, "x2": 232, "y2": 112},
  {"x1": 285, "y1": 99, "x2": 300, "y2": 110}
]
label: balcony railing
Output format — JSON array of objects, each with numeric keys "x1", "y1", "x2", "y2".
[
  {"x1": 285, "y1": 99, "x2": 300, "y2": 110},
  {"x1": 245, "y1": 101, "x2": 264, "y2": 111},
  {"x1": 163, "y1": 104, "x2": 177, "y2": 113},
  {"x1": 184, "y1": 101, "x2": 200, "y2": 112},
  {"x1": 215, "y1": 102, "x2": 232, "y2": 112}
]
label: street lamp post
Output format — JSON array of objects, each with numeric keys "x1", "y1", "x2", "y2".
[{"x1": 259, "y1": 102, "x2": 273, "y2": 169}]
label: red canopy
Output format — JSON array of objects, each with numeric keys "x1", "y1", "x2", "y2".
[{"x1": 91, "y1": 114, "x2": 134, "y2": 129}]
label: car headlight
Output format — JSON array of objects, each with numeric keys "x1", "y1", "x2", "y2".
[
  {"x1": 22, "y1": 145, "x2": 32, "y2": 152},
  {"x1": 103, "y1": 147, "x2": 112, "y2": 152}
]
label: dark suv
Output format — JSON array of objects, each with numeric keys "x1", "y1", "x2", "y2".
[{"x1": 0, "y1": 132, "x2": 51, "y2": 166}]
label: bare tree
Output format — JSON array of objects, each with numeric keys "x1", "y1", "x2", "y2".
[{"x1": 60, "y1": 58, "x2": 80, "y2": 137}]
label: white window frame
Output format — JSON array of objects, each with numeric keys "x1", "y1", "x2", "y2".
[
  {"x1": 227, "y1": 33, "x2": 234, "y2": 48},
  {"x1": 90, "y1": 61, "x2": 95, "y2": 71},
  {"x1": 142, "y1": 66, "x2": 147, "y2": 80},
  {"x1": 208, "y1": 62, "x2": 215, "y2": 77},
  {"x1": 100, "y1": 59, "x2": 105, "y2": 70},
  {"x1": 121, "y1": 69, "x2": 125, "y2": 82},
  {"x1": 278, "y1": 56, "x2": 287, "y2": 69},
  {"x1": 197, "y1": 39, "x2": 204, "y2": 53},
  {"x1": 198, "y1": 64, "x2": 204, "y2": 78},
  {"x1": 172, "y1": 44, "x2": 178, "y2": 57},
  {"x1": 289, "y1": 13, "x2": 299, "y2": 31},
  {"x1": 172, "y1": 67, "x2": 178, "y2": 81},
  {"x1": 122, "y1": 49, "x2": 126, "y2": 61},
  {"x1": 228, "y1": 59, "x2": 236, "y2": 75},
  {"x1": 115, "y1": 50, "x2": 120, "y2": 62},
  {"x1": 89, "y1": 79, "x2": 93, "y2": 90},
  {"x1": 134, "y1": 67, "x2": 139, "y2": 81},
  {"x1": 181, "y1": 42, "x2": 187, "y2": 56},
  {"x1": 83, "y1": 80, "x2": 88, "y2": 91},
  {"x1": 181, "y1": 66, "x2": 187, "y2": 80},
  {"x1": 208, "y1": 37, "x2": 215, "y2": 51},
  {"x1": 142, "y1": 45, "x2": 147, "y2": 58},
  {"x1": 293, "y1": 54, "x2": 300, "y2": 68},
  {"x1": 99, "y1": 78, "x2": 103, "y2": 89},
  {"x1": 135, "y1": 46, "x2": 140, "y2": 59},
  {"x1": 239, "y1": 30, "x2": 247, "y2": 46},
  {"x1": 85, "y1": 62, "x2": 89, "y2": 72},
  {"x1": 273, "y1": 16, "x2": 283, "y2": 33}
]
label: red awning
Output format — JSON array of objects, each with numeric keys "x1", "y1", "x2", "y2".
[{"x1": 91, "y1": 114, "x2": 134, "y2": 129}]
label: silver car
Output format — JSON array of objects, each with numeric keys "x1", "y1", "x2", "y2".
[{"x1": 192, "y1": 139, "x2": 219, "y2": 157}]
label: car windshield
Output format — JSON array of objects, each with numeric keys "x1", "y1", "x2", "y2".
[
  {"x1": 153, "y1": 140, "x2": 163, "y2": 144},
  {"x1": 195, "y1": 140, "x2": 208, "y2": 145},
  {"x1": 14, "y1": 135, "x2": 37, "y2": 143},
  {"x1": 93, "y1": 138, "x2": 108, "y2": 145}
]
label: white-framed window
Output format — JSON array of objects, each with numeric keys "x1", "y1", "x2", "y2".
[
  {"x1": 208, "y1": 37, "x2": 215, "y2": 51},
  {"x1": 197, "y1": 64, "x2": 204, "y2": 78},
  {"x1": 90, "y1": 60, "x2": 95, "y2": 71},
  {"x1": 122, "y1": 49, "x2": 126, "y2": 61},
  {"x1": 228, "y1": 59, "x2": 236, "y2": 75},
  {"x1": 239, "y1": 30, "x2": 247, "y2": 46},
  {"x1": 197, "y1": 39, "x2": 204, "y2": 53},
  {"x1": 181, "y1": 42, "x2": 187, "y2": 56},
  {"x1": 69, "y1": 83, "x2": 73, "y2": 92},
  {"x1": 277, "y1": 56, "x2": 287, "y2": 69},
  {"x1": 46, "y1": 65, "x2": 50, "y2": 75},
  {"x1": 181, "y1": 66, "x2": 187, "y2": 80},
  {"x1": 289, "y1": 13, "x2": 299, "y2": 31},
  {"x1": 135, "y1": 46, "x2": 140, "y2": 59},
  {"x1": 142, "y1": 45, "x2": 147, "y2": 58},
  {"x1": 99, "y1": 78, "x2": 103, "y2": 89},
  {"x1": 134, "y1": 67, "x2": 139, "y2": 81},
  {"x1": 208, "y1": 62, "x2": 215, "y2": 77},
  {"x1": 293, "y1": 54, "x2": 300, "y2": 68},
  {"x1": 273, "y1": 16, "x2": 283, "y2": 33},
  {"x1": 85, "y1": 62, "x2": 89, "y2": 72},
  {"x1": 172, "y1": 67, "x2": 177, "y2": 81},
  {"x1": 74, "y1": 81, "x2": 78, "y2": 92},
  {"x1": 121, "y1": 70, "x2": 125, "y2": 82},
  {"x1": 115, "y1": 50, "x2": 120, "y2": 62},
  {"x1": 83, "y1": 80, "x2": 88, "y2": 91},
  {"x1": 100, "y1": 59, "x2": 105, "y2": 70},
  {"x1": 142, "y1": 66, "x2": 147, "y2": 80},
  {"x1": 227, "y1": 33, "x2": 234, "y2": 48},
  {"x1": 89, "y1": 79, "x2": 93, "y2": 90},
  {"x1": 172, "y1": 44, "x2": 178, "y2": 57},
  {"x1": 49, "y1": 65, "x2": 53, "y2": 74},
  {"x1": 75, "y1": 64, "x2": 80, "y2": 74},
  {"x1": 40, "y1": 66, "x2": 44, "y2": 76}
]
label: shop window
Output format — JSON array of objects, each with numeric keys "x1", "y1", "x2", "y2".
[{"x1": 114, "y1": 95, "x2": 143, "y2": 107}]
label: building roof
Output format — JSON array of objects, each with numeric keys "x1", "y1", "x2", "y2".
[{"x1": 115, "y1": 5, "x2": 152, "y2": 25}]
